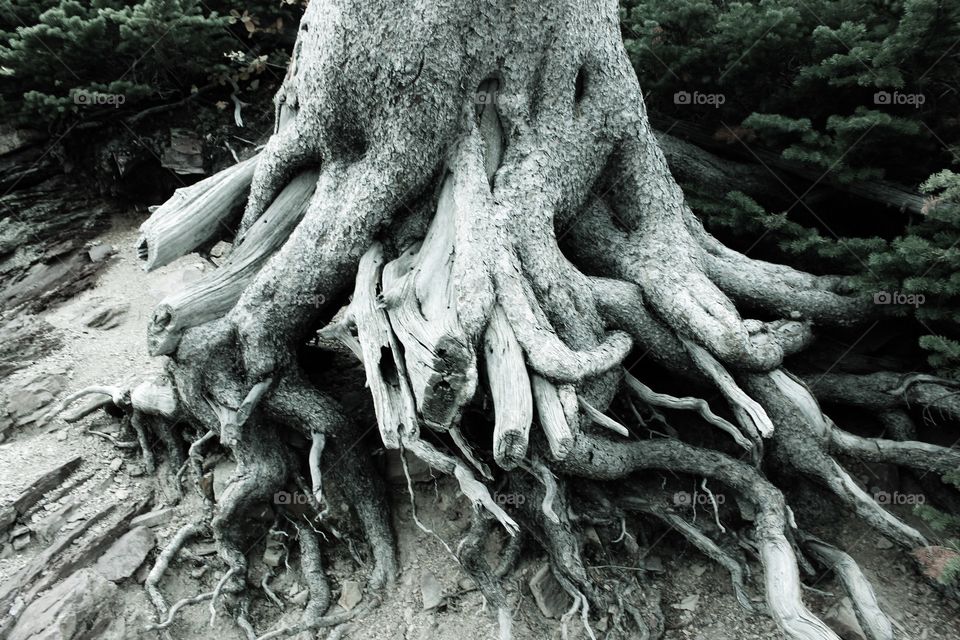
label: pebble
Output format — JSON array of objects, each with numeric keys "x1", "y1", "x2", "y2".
[
  {"x1": 12, "y1": 534, "x2": 30, "y2": 551},
  {"x1": 338, "y1": 580, "x2": 362, "y2": 611},
  {"x1": 420, "y1": 571, "x2": 443, "y2": 610}
]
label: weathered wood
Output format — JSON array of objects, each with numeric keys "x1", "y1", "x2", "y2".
[
  {"x1": 802, "y1": 535, "x2": 894, "y2": 640},
  {"x1": 346, "y1": 243, "x2": 419, "y2": 448},
  {"x1": 130, "y1": 378, "x2": 178, "y2": 419},
  {"x1": 147, "y1": 169, "x2": 318, "y2": 355},
  {"x1": 483, "y1": 305, "x2": 532, "y2": 469},
  {"x1": 137, "y1": 155, "x2": 258, "y2": 271},
  {"x1": 381, "y1": 176, "x2": 477, "y2": 430},
  {"x1": 623, "y1": 370, "x2": 752, "y2": 450},
  {"x1": 530, "y1": 374, "x2": 574, "y2": 460},
  {"x1": 578, "y1": 396, "x2": 629, "y2": 437}
]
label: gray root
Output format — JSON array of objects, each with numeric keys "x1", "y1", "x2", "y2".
[
  {"x1": 137, "y1": 155, "x2": 258, "y2": 271},
  {"x1": 800, "y1": 534, "x2": 894, "y2": 640}
]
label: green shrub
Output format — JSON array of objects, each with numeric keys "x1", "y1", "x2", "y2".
[
  {"x1": 621, "y1": 0, "x2": 960, "y2": 376},
  {"x1": 0, "y1": 0, "x2": 304, "y2": 129}
]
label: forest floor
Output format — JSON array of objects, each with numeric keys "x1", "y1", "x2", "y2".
[{"x1": 1, "y1": 214, "x2": 959, "y2": 640}]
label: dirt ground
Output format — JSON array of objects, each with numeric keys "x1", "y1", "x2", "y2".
[{"x1": 1, "y1": 214, "x2": 959, "y2": 639}]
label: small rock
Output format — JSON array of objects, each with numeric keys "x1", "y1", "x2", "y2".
[
  {"x1": 109, "y1": 457, "x2": 123, "y2": 472},
  {"x1": 1, "y1": 370, "x2": 69, "y2": 429},
  {"x1": 583, "y1": 526, "x2": 602, "y2": 549},
  {"x1": 672, "y1": 594, "x2": 700, "y2": 612},
  {"x1": 875, "y1": 537, "x2": 894, "y2": 550},
  {"x1": 94, "y1": 526, "x2": 156, "y2": 582},
  {"x1": 0, "y1": 543, "x2": 13, "y2": 559},
  {"x1": 12, "y1": 533, "x2": 30, "y2": 551},
  {"x1": 644, "y1": 555, "x2": 664, "y2": 572},
  {"x1": 338, "y1": 580, "x2": 362, "y2": 611},
  {"x1": 57, "y1": 430, "x2": 68, "y2": 441},
  {"x1": 0, "y1": 506, "x2": 16, "y2": 532},
  {"x1": 190, "y1": 566, "x2": 208, "y2": 580},
  {"x1": 420, "y1": 571, "x2": 443, "y2": 610},
  {"x1": 130, "y1": 507, "x2": 176, "y2": 529},
  {"x1": 11, "y1": 524, "x2": 30, "y2": 538},
  {"x1": 36, "y1": 499, "x2": 79, "y2": 541},
  {"x1": 291, "y1": 589, "x2": 310, "y2": 606},
  {"x1": 73, "y1": 297, "x2": 130, "y2": 330},
  {"x1": 823, "y1": 597, "x2": 867, "y2": 640},
  {"x1": 263, "y1": 545, "x2": 284, "y2": 568},
  {"x1": 87, "y1": 244, "x2": 115, "y2": 262},
  {"x1": 529, "y1": 564, "x2": 572, "y2": 619}
]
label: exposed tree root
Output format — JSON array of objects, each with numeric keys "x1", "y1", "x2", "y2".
[{"x1": 59, "y1": 2, "x2": 960, "y2": 638}]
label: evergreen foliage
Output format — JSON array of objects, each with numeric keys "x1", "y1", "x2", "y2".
[
  {"x1": 0, "y1": 0, "x2": 303, "y2": 129},
  {"x1": 622, "y1": 0, "x2": 960, "y2": 376}
]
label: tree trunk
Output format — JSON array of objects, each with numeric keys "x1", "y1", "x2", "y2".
[{"x1": 56, "y1": 2, "x2": 959, "y2": 640}]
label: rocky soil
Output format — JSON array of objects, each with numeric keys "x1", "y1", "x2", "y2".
[{"x1": 0, "y1": 217, "x2": 958, "y2": 639}]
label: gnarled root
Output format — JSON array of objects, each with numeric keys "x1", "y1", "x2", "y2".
[
  {"x1": 799, "y1": 533, "x2": 894, "y2": 640},
  {"x1": 114, "y1": 4, "x2": 958, "y2": 638},
  {"x1": 744, "y1": 371, "x2": 929, "y2": 549},
  {"x1": 552, "y1": 434, "x2": 841, "y2": 640}
]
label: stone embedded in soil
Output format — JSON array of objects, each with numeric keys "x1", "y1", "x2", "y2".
[
  {"x1": 420, "y1": 571, "x2": 444, "y2": 610},
  {"x1": 8, "y1": 568, "x2": 121, "y2": 640},
  {"x1": 529, "y1": 564, "x2": 572, "y2": 619},
  {"x1": 12, "y1": 533, "x2": 30, "y2": 550},
  {"x1": 0, "y1": 314, "x2": 63, "y2": 381},
  {"x1": 338, "y1": 580, "x2": 363, "y2": 611},
  {"x1": 263, "y1": 544, "x2": 284, "y2": 568},
  {"x1": 94, "y1": 525, "x2": 156, "y2": 582},
  {"x1": 36, "y1": 499, "x2": 79, "y2": 540},
  {"x1": 87, "y1": 244, "x2": 115, "y2": 263},
  {"x1": 875, "y1": 537, "x2": 894, "y2": 550},
  {"x1": 823, "y1": 597, "x2": 867, "y2": 640},
  {"x1": 0, "y1": 369, "x2": 69, "y2": 431},
  {"x1": 72, "y1": 296, "x2": 129, "y2": 330},
  {"x1": 130, "y1": 506, "x2": 175, "y2": 529}
]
